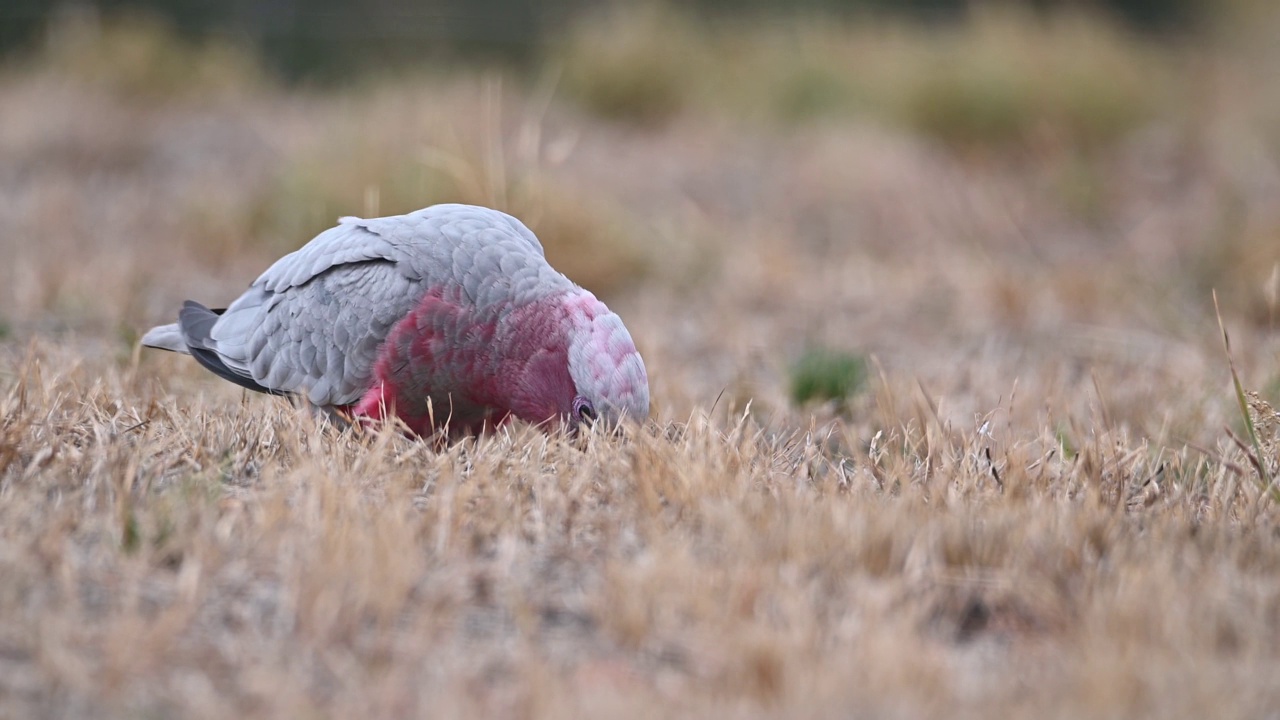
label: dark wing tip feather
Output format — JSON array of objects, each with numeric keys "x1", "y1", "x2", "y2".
[
  {"x1": 188, "y1": 347, "x2": 287, "y2": 396},
  {"x1": 179, "y1": 300, "x2": 284, "y2": 397}
]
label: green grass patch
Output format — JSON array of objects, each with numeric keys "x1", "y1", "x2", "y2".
[{"x1": 790, "y1": 348, "x2": 868, "y2": 408}]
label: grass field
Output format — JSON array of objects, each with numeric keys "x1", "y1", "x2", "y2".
[{"x1": 3, "y1": 6, "x2": 1280, "y2": 718}]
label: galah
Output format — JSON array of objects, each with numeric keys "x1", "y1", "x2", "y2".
[{"x1": 142, "y1": 204, "x2": 650, "y2": 436}]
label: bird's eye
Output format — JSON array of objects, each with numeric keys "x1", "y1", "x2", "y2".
[{"x1": 573, "y1": 397, "x2": 597, "y2": 424}]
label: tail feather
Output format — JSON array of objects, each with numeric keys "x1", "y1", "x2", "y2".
[
  {"x1": 140, "y1": 323, "x2": 189, "y2": 354},
  {"x1": 141, "y1": 302, "x2": 229, "y2": 354},
  {"x1": 175, "y1": 300, "x2": 282, "y2": 396}
]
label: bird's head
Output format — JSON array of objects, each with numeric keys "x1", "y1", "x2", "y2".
[{"x1": 562, "y1": 292, "x2": 650, "y2": 430}]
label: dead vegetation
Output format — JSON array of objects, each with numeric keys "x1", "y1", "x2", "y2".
[
  {"x1": 3, "y1": 5, "x2": 1280, "y2": 718},
  {"x1": 3, "y1": 342, "x2": 1279, "y2": 719}
]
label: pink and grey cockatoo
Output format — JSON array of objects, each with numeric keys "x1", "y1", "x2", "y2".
[{"x1": 141, "y1": 204, "x2": 649, "y2": 436}]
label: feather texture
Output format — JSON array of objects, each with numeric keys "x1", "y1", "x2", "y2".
[{"x1": 142, "y1": 203, "x2": 647, "y2": 435}]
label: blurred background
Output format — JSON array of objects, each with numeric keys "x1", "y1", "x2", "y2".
[
  {"x1": 0, "y1": 0, "x2": 1214, "y2": 78},
  {"x1": 1, "y1": 0, "x2": 1279, "y2": 435}
]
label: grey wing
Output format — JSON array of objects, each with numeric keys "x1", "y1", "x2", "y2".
[
  {"x1": 215, "y1": 262, "x2": 425, "y2": 406},
  {"x1": 202, "y1": 219, "x2": 427, "y2": 407},
  {"x1": 256, "y1": 215, "x2": 404, "y2": 293}
]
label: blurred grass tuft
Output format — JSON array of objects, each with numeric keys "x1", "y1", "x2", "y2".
[
  {"x1": 790, "y1": 348, "x2": 868, "y2": 408},
  {"x1": 894, "y1": 8, "x2": 1168, "y2": 149},
  {"x1": 554, "y1": 4, "x2": 1170, "y2": 150},
  {"x1": 35, "y1": 8, "x2": 264, "y2": 99},
  {"x1": 556, "y1": 5, "x2": 699, "y2": 125}
]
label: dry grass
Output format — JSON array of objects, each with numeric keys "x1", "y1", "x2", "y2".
[
  {"x1": 4, "y1": 7, "x2": 1280, "y2": 719},
  {"x1": 4, "y1": 334, "x2": 1280, "y2": 718}
]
